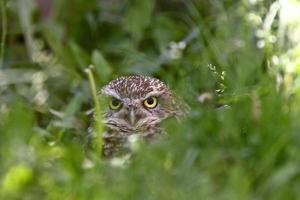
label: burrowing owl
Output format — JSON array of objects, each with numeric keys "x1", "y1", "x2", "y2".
[{"x1": 100, "y1": 75, "x2": 184, "y2": 157}]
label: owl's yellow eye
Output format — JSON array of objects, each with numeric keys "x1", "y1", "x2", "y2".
[
  {"x1": 143, "y1": 96, "x2": 158, "y2": 108},
  {"x1": 109, "y1": 98, "x2": 122, "y2": 110}
]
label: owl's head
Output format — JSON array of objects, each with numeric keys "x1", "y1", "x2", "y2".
[{"x1": 100, "y1": 75, "x2": 183, "y2": 136}]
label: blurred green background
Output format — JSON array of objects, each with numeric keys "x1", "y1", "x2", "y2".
[{"x1": 1, "y1": 0, "x2": 300, "y2": 199}]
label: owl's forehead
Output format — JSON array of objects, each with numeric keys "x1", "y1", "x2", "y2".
[{"x1": 101, "y1": 75, "x2": 170, "y2": 99}]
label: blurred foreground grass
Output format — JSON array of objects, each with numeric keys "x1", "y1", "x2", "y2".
[{"x1": 1, "y1": 0, "x2": 300, "y2": 199}]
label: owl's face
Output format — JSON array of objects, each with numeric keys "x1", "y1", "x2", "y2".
[{"x1": 100, "y1": 75, "x2": 181, "y2": 136}]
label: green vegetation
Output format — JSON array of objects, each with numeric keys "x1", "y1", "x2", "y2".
[{"x1": 1, "y1": 0, "x2": 300, "y2": 199}]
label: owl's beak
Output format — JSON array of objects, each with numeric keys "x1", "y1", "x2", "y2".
[{"x1": 129, "y1": 109, "x2": 136, "y2": 126}]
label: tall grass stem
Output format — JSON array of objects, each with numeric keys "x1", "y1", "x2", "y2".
[
  {"x1": 85, "y1": 65, "x2": 103, "y2": 153},
  {"x1": 0, "y1": 0, "x2": 7, "y2": 68}
]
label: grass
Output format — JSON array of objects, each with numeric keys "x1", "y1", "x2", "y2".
[{"x1": 1, "y1": 0, "x2": 300, "y2": 199}]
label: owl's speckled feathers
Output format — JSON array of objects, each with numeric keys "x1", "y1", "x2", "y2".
[
  {"x1": 100, "y1": 75, "x2": 184, "y2": 157},
  {"x1": 101, "y1": 75, "x2": 171, "y2": 100}
]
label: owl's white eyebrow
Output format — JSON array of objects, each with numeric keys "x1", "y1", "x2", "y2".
[
  {"x1": 144, "y1": 91, "x2": 164, "y2": 99},
  {"x1": 101, "y1": 88, "x2": 121, "y2": 100}
]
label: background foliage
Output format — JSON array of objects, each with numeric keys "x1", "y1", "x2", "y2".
[{"x1": 1, "y1": 0, "x2": 300, "y2": 199}]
